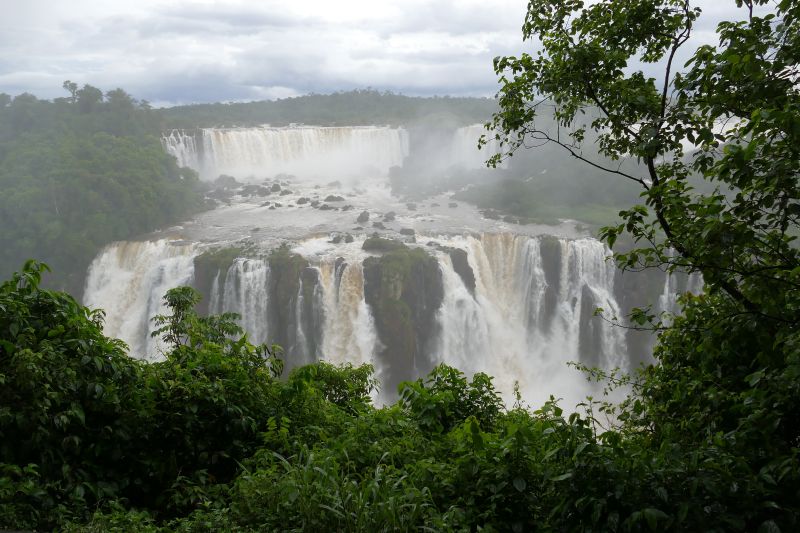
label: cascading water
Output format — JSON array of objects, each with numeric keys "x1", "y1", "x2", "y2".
[
  {"x1": 210, "y1": 258, "x2": 271, "y2": 344},
  {"x1": 449, "y1": 124, "x2": 508, "y2": 170},
  {"x1": 82, "y1": 227, "x2": 690, "y2": 409},
  {"x1": 83, "y1": 239, "x2": 197, "y2": 360},
  {"x1": 314, "y1": 258, "x2": 379, "y2": 367},
  {"x1": 429, "y1": 234, "x2": 627, "y2": 406},
  {"x1": 161, "y1": 126, "x2": 409, "y2": 181},
  {"x1": 162, "y1": 130, "x2": 200, "y2": 170}
]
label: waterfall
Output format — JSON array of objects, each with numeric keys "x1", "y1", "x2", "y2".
[
  {"x1": 162, "y1": 129, "x2": 201, "y2": 170},
  {"x1": 430, "y1": 234, "x2": 626, "y2": 406},
  {"x1": 315, "y1": 259, "x2": 379, "y2": 367},
  {"x1": 162, "y1": 126, "x2": 409, "y2": 181},
  {"x1": 449, "y1": 124, "x2": 508, "y2": 170},
  {"x1": 83, "y1": 239, "x2": 197, "y2": 360},
  {"x1": 212, "y1": 258, "x2": 270, "y2": 344},
  {"x1": 293, "y1": 276, "x2": 309, "y2": 359},
  {"x1": 82, "y1": 232, "x2": 676, "y2": 407},
  {"x1": 657, "y1": 271, "x2": 704, "y2": 324}
]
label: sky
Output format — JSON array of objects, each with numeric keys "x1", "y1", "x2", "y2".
[{"x1": 0, "y1": 0, "x2": 755, "y2": 107}]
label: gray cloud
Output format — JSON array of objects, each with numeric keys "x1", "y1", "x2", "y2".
[{"x1": 0, "y1": 0, "x2": 760, "y2": 105}]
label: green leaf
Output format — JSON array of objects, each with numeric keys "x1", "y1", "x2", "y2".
[
  {"x1": 758, "y1": 520, "x2": 781, "y2": 533},
  {"x1": 642, "y1": 508, "x2": 668, "y2": 530}
]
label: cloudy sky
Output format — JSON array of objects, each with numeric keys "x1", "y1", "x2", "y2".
[{"x1": 0, "y1": 0, "x2": 752, "y2": 107}]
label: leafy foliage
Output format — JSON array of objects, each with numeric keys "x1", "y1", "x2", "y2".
[
  {"x1": 0, "y1": 85, "x2": 204, "y2": 293},
  {"x1": 1, "y1": 258, "x2": 799, "y2": 531},
  {"x1": 485, "y1": 0, "x2": 800, "y2": 530}
]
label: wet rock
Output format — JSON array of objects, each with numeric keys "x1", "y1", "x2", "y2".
[
  {"x1": 356, "y1": 211, "x2": 370, "y2": 223},
  {"x1": 320, "y1": 204, "x2": 335, "y2": 211},
  {"x1": 383, "y1": 211, "x2": 396, "y2": 222},
  {"x1": 215, "y1": 175, "x2": 239, "y2": 189},
  {"x1": 399, "y1": 228, "x2": 415, "y2": 236},
  {"x1": 448, "y1": 248, "x2": 476, "y2": 295},
  {"x1": 311, "y1": 200, "x2": 321, "y2": 208},
  {"x1": 324, "y1": 194, "x2": 345, "y2": 202},
  {"x1": 362, "y1": 235, "x2": 407, "y2": 252},
  {"x1": 271, "y1": 183, "x2": 282, "y2": 192},
  {"x1": 192, "y1": 247, "x2": 245, "y2": 315},
  {"x1": 344, "y1": 234, "x2": 354, "y2": 243},
  {"x1": 363, "y1": 246, "x2": 444, "y2": 393},
  {"x1": 267, "y1": 247, "x2": 318, "y2": 367},
  {"x1": 373, "y1": 221, "x2": 386, "y2": 229},
  {"x1": 280, "y1": 189, "x2": 292, "y2": 196},
  {"x1": 241, "y1": 184, "x2": 270, "y2": 196},
  {"x1": 297, "y1": 197, "x2": 310, "y2": 205}
]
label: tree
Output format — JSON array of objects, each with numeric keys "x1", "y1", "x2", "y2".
[
  {"x1": 489, "y1": 2, "x2": 800, "y2": 528},
  {"x1": 488, "y1": 0, "x2": 800, "y2": 327},
  {"x1": 76, "y1": 84, "x2": 103, "y2": 113},
  {"x1": 62, "y1": 80, "x2": 78, "y2": 103}
]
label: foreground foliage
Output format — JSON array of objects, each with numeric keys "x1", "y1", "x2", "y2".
[{"x1": 1, "y1": 260, "x2": 798, "y2": 531}]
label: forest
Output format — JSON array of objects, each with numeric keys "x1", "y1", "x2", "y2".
[
  {"x1": 0, "y1": 86, "x2": 204, "y2": 295},
  {"x1": 1, "y1": 0, "x2": 799, "y2": 531},
  {"x1": 158, "y1": 90, "x2": 499, "y2": 129}
]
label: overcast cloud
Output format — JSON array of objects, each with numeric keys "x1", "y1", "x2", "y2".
[{"x1": 0, "y1": 0, "x2": 756, "y2": 107}]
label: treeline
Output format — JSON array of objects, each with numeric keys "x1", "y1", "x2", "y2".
[
  {"x1": 159, "y1": 89, "x2": 498, "y2": 128},
  {"x1": 0, "y1": 84, "x2": 204, "y2": 294}
]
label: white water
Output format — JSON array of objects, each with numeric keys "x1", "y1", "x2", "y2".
[
  {"x1": 450, "y1": 124, "x2": 508, "y2": 170},
  {"x1": 210, "y1": 258, "x2": 271, "y2": 344},
  {"x1": 83, "y1": 231, "x2": 638, "y2": 407},
  {"x1": 430, "y1": 234, "x2": 626, "y2": 407},
  {"x1": 162, "y1": 126, "x2": 409, "y2": 181},
  {"x1": 315, "y1": 258, "x2": 380, "y2": 367},
  {"x1": 83, "y1": 240, "x2": 197, "y2": 360}
]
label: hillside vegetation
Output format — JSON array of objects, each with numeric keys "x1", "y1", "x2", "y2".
[
  {"x1": 159, "y1": 90, "x2": 498, "y2": 128},
  {"x1": 0, "y1": 86, "x2": 204, "y2": 294}
]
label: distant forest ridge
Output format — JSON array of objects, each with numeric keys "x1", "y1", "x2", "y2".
[{"x1": 158, "y1": 90, "x2": 499, "y2": 129}]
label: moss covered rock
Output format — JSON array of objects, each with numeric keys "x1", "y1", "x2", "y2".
[
  {"x1": 363, "y1": 246, "x2": 444, "y2": 395},
  {"x1": 362, "y1": 235, "x2": 407, "y2": 253}
]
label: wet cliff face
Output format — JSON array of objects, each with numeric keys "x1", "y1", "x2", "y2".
[
  {"x1": 267, "y1": 247, "x2": 314, "y2": 367},
  {"x1": 362, "y1": 242, "x2": 444, "y2": 394},
  {"x1": 193, "y1": 247, "x2": 244, "y2": 316},
  {"x1": 537, "y1": 236, "x2": 563, "y2": 333}
]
